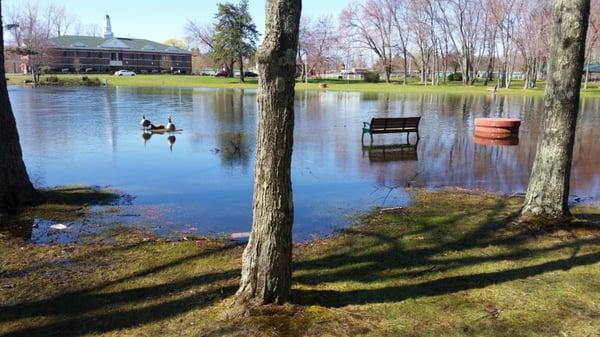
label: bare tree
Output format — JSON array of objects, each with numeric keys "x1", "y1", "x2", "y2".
[
  {"x1": 235, "y1": 0, "x2": 301, "y2": 305},
  {"x1": 388, "y1": 0, "x2": 412, "y2": 84},
  {"x1": 514, "y1": 1, "x2": 552, "y2": 89},
  {"x1": 409, "y1": 0, "x2": 434, "y2": 83},
  {"x1": 521, "y1": 0, "x2": 590, "y2": 221},
  {"x1": 46, "y1": 3, "x2": 75, "y2": 36},
  {"x1": 584, "y1": 0, "x2": 600, "y2": 88},
  {"x1": 340, "y1": 0, "x2": 395, "y2": 82},
  {"x1": 185, "y1": 20, "x2": 216, "y2": 53},
  {"x1": 298, "y1": 15, "x2": 338, "y2": 80},
  {"x1": 4, "y1": 1, "x2": 67, "y2": 84},
  {"x1": 0, "y1": 1, "x2": 37, "y2": 217},
  {"x1": 488, "y1": 0, "x2": 525, "y2": 88},
  {"x1": 436, "y1": 0, "x2": 484, "y2": 85}
]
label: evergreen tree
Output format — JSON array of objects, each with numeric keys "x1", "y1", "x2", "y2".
[{"x1": 212, "y1": 0, "x2": 259, "y2": 82}]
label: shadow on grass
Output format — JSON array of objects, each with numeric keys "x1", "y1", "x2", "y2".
[
  {"x1": 292, "y1": 198, "x2": 600, "y2": 307},
  {"x1": 2, "y1": 194, "x2": 600, "y2": 336},
  {"x1": 0, "y1": 244, "x2": 240, "y2": 337}
]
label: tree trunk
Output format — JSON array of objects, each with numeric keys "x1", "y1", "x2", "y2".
[
  {"x1": 584, "y1": 58, "x2": 590, "y2": 89},
  {"x1": 402, "y1": 49, "x2": 408, "y2": 85},
  {"x1": 239, "y1": 55, "x2": 245, "y2": 83},
  {"x1": 385, "y1": 63, "x2": 391, "y2": 83},
  {"x1": 228, "y1": 60, "x2": 235, "y2": 77},
  {"x1": 235, "y1": 0, "x2": 301, "y2": 305},
  {"x1": 0, "y1": 4, "x2": 37, "y2": 217},
  {"x1": 521, "y1": 0, "x2": 590, "y2": 221}
]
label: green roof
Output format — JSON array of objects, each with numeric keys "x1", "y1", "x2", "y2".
[{"x1": 50, "y1": 35, "x2": 190, "y2": 54}]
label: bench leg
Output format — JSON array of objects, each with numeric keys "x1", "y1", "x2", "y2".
[{"x1": 370, "y1": 132, "x2": 373, "y2": 143}]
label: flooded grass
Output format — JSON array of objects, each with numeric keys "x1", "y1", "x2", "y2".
[
  {"x1": 0, "y1": 186, "x2": 127, "y2": 243},
  {"x1": 1, "y1": 190, "x2": 599, "y2": 336}
]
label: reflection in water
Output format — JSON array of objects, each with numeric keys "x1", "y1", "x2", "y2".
[
  {"x1": 363, "y1": 142, "x2": 419, "y2": 163},
  {"x1": 7, "y1": 86, "x2": 600, "y2": 242},
  {"x1": 142, "y1": 132, "x2": 153, "y2": 145},
  {"x1": 474, "y1": 135, "x2": 519, "y2": 146},
  {"x1": 167, "y1": 135, "x2": 176, "y2": 151}
]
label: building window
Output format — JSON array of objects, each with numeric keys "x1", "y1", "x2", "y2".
[
  {"x1": 63, "y1": 51, "x2": 67, "y2": 57},
  {"x1": 110, "y1": 52, "x2": 123, "y2": 61},
  {"x1": 152, "y1": 55, "x2": 156, "y2": 60},
  {"x1": 87, "y1": 52, "x2": 91, "y2": 58},
  {"x1": 98, "y1": 52, "x2": 103, "y2": 58}
]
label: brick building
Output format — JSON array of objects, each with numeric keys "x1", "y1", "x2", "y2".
[{"x1": 47, "y1": 15, "x2": 191, "y2": 74}]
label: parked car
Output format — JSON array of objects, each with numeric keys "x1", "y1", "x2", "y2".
[
  {"x1": 215, "y1": 70, "x2": 229, "y2": 77},
  {"x1": 114, "y1": 70, "x2": 136, "y2": 76},
  {"x1": 244, "y1": 71, "x2": 258, "y2": 77}
]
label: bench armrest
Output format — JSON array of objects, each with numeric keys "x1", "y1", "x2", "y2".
[{"x1": 363, "y1": 122, "x2": 371, "y2": 129}]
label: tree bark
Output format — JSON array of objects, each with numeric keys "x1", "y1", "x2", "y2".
[
  {"x1": 239, "y1": 55, "x2": 245, "y2": 83},
  {"x1": 402, "y1": 49, "x2": 408, "y2": 85},
  {"x1": 521, "y1": 0, "x2": 590, "y2": 221},
  {"x1": 235, "y1": 0, "x2": 301, "y2": 305},
  {"x1": 0, "y1": 3, "x2": 37, "y2": 217}
]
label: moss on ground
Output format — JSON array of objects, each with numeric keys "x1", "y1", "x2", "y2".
[{"x1": 1, "y1": 190, "x2": 599, "y2": 336}]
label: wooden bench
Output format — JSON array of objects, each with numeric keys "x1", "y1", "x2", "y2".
[{"x1": 362, "y1": 117, "x2": 421, "y2": 143}]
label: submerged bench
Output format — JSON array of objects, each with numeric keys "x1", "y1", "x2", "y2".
[{"x1": 362, "y1": 117, "x2": 421, "y2": 143}]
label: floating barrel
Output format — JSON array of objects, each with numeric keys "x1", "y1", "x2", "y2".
[
  {"x1": 474, "y1": 118, "x2": 521, "y2": 145},
  {"x1": 474, "y1": 130, "x2": 517, "y2": 139},
  {"x1": 474, "y1": 136, "x2": 519, "y2": 146},
  {"x1": 474, "y1": 118, "x2": 521, "y2": 129},
  {"x1": 474, "y1": 126, "x2": 517, "y2": 135}
]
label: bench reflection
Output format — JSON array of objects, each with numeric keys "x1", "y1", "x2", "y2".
[{"x1": 362, "y1": 141, "x2": 419, "y2": 163}]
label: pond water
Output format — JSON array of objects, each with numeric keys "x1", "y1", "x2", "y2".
[{"x1": 7, "y1": 86, "x2": 600, "y2": 243}]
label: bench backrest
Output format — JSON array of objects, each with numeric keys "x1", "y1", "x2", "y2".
[{"x1": 371, "y1": 117, "x2": 421, "y2": 130}]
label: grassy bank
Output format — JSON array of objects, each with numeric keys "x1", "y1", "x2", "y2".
[
  {"x1": 8, "y1": 73, "x2": 600, "y2": 97},
  {"x1": 1, "y1": 190, "x2": 599, "y2": 336},
  {"x1": 0, "y1": 186, "x2": 125, "y2": 242}
]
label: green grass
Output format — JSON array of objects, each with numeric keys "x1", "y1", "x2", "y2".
[
  {"x1": 1, "y1": 190, "x2": 599, "y2": 336},
  {"x1": 8, "y1": 73, "x2": 600, "y2": 97}
]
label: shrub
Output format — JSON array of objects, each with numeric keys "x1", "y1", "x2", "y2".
[
  {"x1": 363, "y1": 71, "x2": 380, "y2": 83},
  {"x1": 85, "y1": 68, "x2": 94, "y2": 73},
  {"x1": 83, "y1": 77, "x2": 102, "y2": 86},
  {"x1": 46, "y1": 75, "x2": 60, "y2": 83},
  {"x1": 44, "y1": 75, "x2": 61, "y2": 85},
  {"x1": 447, "y1": 72, "x2": 463, "y2": 81},
  {"x1": 61, "y1": 68, "x2": 71, "y2": 73}
]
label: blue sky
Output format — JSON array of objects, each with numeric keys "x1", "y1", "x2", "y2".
[{"x1": 2, "y1": 0, "x2": 349, "y2": 43}]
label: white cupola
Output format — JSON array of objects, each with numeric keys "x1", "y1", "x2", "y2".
[{"x1": 102, "y1": 15, "x2": 114, "y2": 39}]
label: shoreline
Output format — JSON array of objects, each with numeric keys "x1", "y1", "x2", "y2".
[{"x1": 8, "y1": 73, "x2": 600, "y2": 97}]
